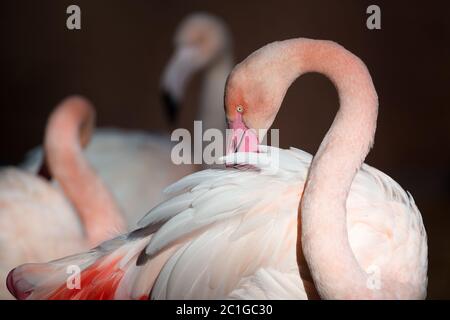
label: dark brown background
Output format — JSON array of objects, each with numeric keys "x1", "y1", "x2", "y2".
[{"x1": 1, "y1": 0, "x2": 449, "y2": 298}]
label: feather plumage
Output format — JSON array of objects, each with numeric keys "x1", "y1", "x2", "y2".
[{"x1": 8, "y1": 146, "x2": 428, "y2": 299}]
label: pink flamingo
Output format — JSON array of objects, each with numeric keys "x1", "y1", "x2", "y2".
[
  {"x1": 224, "y1": 38, "x2": 428, "y2": 299},
  {"x1": 6, "y1": 39, "x2": 427, "y2": 299},
  {"x1": 22, "y1": 13, "x2": 232, "y2": 228},
  {"x1": 1, "y1": 96, "x2": 125, "y2": 299}
]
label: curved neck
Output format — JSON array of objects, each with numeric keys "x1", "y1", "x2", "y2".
[
  {"x1": 44, "y1": 97, "x2": 125, "y2": 247},
  {"x1": 199, "y1": 49, "x2": 233, "y2": 133},
  {"x1": 276, "y1": 39, "x2": 379, "y2": 298}
]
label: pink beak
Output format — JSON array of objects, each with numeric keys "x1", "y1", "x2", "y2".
[{"x1": 226, "y1": 114, "x2": 259, "y2": 155}]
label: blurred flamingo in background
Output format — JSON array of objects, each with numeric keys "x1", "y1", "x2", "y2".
[
  {"x1": 161, "y1": 12, "x2": 233, "y2": 135},
  {"x1": 6, "y1": 38, "x2": 427, "y2": 300},
  {"x1": 22, "y1": 13, "x2": 233, "y2": 228},
  {"x1": 0, "y1": 96, "x2": 125, "y2": 299}
]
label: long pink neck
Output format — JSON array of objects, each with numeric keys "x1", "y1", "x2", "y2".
[
  {"x1": 298, "y1": 40, "x2": 378, "y2": 299},
  {"x1": 268, "y1": 39, "x2": 379, "y2": 298},
  {"x1": 44, "y1": 96, "x2": 125, "y2": 247}
]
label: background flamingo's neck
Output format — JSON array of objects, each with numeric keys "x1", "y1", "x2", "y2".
[{"x1": 45, "y1": 97, "x2": 126, "y2": 247}]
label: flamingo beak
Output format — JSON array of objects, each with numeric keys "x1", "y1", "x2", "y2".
[
  {"x1": 160, "y1": 46, "x2": 203, "y2": 126},
  {"x1": 160, "y1": 89, "x2": 179, "y2": 125},
  {"x1": 226, "y1": 114, "x2": 259, "y2": 155},
  {"x1": 6, "y1": 268, "x2": 31, "y2": 299}
]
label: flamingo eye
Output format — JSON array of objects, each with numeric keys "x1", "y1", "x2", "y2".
[{"x1": 236, "y1": 105, "x2": 244, "y2": 113}]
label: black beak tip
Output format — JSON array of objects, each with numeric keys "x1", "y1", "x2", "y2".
[
  {"x1": 160, "y1": 90, "x2": 179, "y2": 126},
  {"x1": 6, "y1": 268, "x2": 16, "y2": 297},
  {"x1": 6, "y1": 268, "x2": 32, "y2": 299}
]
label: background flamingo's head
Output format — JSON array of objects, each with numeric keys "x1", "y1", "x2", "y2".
[
  {"x1": 225, "y1": 41, "x2": 297, "y2": 154},
  {"x1": 45, "y1": 95, "x2": 96, "y2": 152},
  {"x1": 161, "y1": 12, "x2": 232, "y2": 125}
]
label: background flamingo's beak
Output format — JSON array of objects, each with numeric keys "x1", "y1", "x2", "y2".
[
  {"x1": 160, "y1": 89, "x2": 179, "y2": 125},
  {"x1": 160, "y1": 47, "x2": 203, "y2": 126}
]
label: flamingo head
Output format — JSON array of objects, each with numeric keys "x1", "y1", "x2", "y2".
[
  {"x1": 224, "y1": 41, "x2": 294, "y2": 155},
  {"x1": 161, "y1": 13, "x2": 232, "y2": 125}
]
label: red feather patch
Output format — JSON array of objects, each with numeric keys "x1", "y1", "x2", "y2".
[{"x1": 48, "y1": 256, "x2": 125, "y2": 300}]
